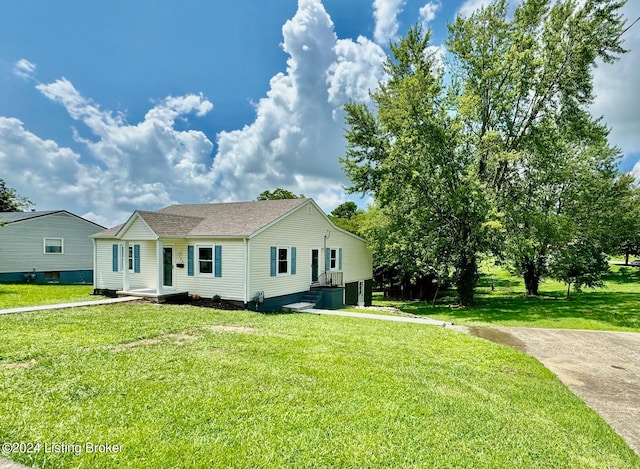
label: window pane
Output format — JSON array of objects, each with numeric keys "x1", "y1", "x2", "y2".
[
  {"x1": 128, "y1": 246, "x2": 134, "y2": 270},
  {"x1": 330, "y1": 249, "x2": 337, "y2": 269},
  {"x1": 45, "y1": 238, "x2": 62, "y2": 253},
  {"x1": 278, "y1": 248, "x2": 288, "y2": 274},
  {"x1": 199, "y1": 247, "x2": 213, "y2": 261},
  {"x1": 198, "y1": 247, "x2": 213, "y2": 274}
]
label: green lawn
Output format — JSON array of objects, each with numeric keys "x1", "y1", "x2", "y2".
[
  {"x1": 378, "y1": 262, "x2": 640, "y2": 331},
  {"x1": 1, "y1": 304, "x2": 638, "y2": 468},
  {"x1": 0, "y1": 284, "x2": 95, "y2": 309}
]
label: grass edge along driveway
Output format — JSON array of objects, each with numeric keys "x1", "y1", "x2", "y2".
[{"x1": 1, "y1": 304, "x2": 638, "y2": 468}]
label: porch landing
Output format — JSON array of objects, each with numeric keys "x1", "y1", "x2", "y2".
[
  {"x1": 117, "y1": 289, "x2": 189, "y2": 303},
  {"x1": 282, "y1": 302, "x2": 316, "y2": 312}
]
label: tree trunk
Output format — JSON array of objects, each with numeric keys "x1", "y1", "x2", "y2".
[
  {"x1": 521, "y1": 257, "x2": 543, "y2": 296},
  {"x1": 625, "y1": 250, "x2": 630, "y2": 266},
  {"x1": 566, "y1": 282, "x2": 571, "y2": 300},
  {"x1": 456, "y1": 254, "x2": 477, "y2": 306},
  {"x1": 523, "y1": 262, "x2": 540, "y2": 296}
]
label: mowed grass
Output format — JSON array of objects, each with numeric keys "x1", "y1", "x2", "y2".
[
  {"x1": 0, "y1": 284, "x2": 94, "y2": 309},
  {"x1": 381, "y1": 262, "x2": 640, "y2": 331},
  {"x1": 1, "y1": 304, "x2": 638, "y2": 468}
]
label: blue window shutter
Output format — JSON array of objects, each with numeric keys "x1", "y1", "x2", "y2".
[
  {"x1": 112, "y1": 244, "x2": 118, "y2": 272},
  {"x1": 270, "y1": 246, "x2": 277, "y2": 277},
  {"x1": 291, "y1": 247, "x2": 297, "y2": 275},
  {"x1": 215, "y1": 245, "x2": 222, "y2": 277},
  {"x1": 134, "y1": 244, "x2": 141, "y2": 273},
  {"x1": 325, "y1": 248, "x2": 330, "y2": 271},
  {"x1": 187, "y1": 246, "x2": 194, "y2": 276},
  {"x1": 338, "y1": 248, "x2": 343, "y2": 270}
]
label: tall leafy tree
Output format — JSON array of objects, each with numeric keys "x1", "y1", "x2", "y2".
[
  {"x1": 343, "y1": 27, "x2": 493, "y2": 306},
  {"x1": 447, "y1": 0, "x2": 627, "y2": 295}
]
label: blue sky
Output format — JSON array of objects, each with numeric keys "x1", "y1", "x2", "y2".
[{"x1": 1, "y1": 0, "x2": 638, "y2": 226}]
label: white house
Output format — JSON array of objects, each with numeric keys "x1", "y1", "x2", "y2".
[
  {"x1": 0, "y1": 210, "x2": 105, "y2": 284},
  {"x1": 92, "y1": 198, "x2": 373, "y2": 311}
]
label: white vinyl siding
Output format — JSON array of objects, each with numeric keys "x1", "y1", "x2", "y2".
[
  {"x1": 0, "y1": 212, "x2": 102, "y2": 274},
  {"x1": 94, "y1": 240, "x2": 156, "y2": 290},
  {"x1": 250, "y1": 202, "x2": 372, "y2": 300},
  {"x1": 120, "y1": 217, "x2": 157, "y2": 240},
  {"x1": 173, "y1": 240, "x2": 245, "y2": 301}
]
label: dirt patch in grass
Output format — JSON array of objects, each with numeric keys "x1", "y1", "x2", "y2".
[
  {"x1": 204, "y1": 325, "x2": 259, "y2": 334},
  {"x1": 1, "y1": 359, "x2": 37, "y2": 371},
  {"x1": 107, "y1": 332, "x2": 199, "y2": 351}
]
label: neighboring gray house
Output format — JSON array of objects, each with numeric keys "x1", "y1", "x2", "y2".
[
  {"x1": 92, "y1": 198, "x2": 373, "y2": 311},
  {"x1": 0, "y1": 211, "x2": 105, "y2": 284}
]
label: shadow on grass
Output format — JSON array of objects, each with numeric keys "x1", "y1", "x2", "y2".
[
  {"x1": 602, "y1": 267, "x2": 640, "y2": 284},
  {"x1": 394, "y1": 291, "x2": 640, "y2": 330}
]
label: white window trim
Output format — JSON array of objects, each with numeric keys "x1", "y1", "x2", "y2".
[
  {"x1": 328, "y1": 247, "x2": 339, "y2": 271},
  {"x1": 277, "y1": 245, "x2": 291, "y2": 277},
  {"x1": 43, "y1": 237, "x2": 64, "y2": 255},
  {"x1": 118, "y1": 243, "x2": 139, "y2": 273},
  {"x1": 195, "y1": 244, "x2": 215, "y2": 277}
]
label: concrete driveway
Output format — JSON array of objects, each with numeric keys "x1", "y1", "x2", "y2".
[{"x1": 469, "y1": 326, "x2": 640, "y2": 455}]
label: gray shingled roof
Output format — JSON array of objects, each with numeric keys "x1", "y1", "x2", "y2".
[
  {"x1": 0, "y1": 210, "x2": 105, "y2": 228},
  {"x1": 94, "y1": 198, "x2": 309, "y2": 239},
  {"x1": 0, "y1": 210, "x2": 61, "y2": 223}
]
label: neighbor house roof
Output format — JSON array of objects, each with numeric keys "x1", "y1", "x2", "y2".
[
  {"x1": 0, "y1": 210, "x2": 105, "y2": 228},
  {"x1": 93, "y1": 198, "x2": 310, "y2": 239}
]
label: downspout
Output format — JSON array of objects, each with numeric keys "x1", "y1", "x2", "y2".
[
  {"x1": 92, "y1": 238, "x2": 97, "y2": 291},
  {"x1": 243, "y1": 238, "x2": 249, "y2": 305}
]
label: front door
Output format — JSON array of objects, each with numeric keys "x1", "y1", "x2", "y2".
[
  {"x1": 358, "y1": 280, "x2": 365, "y2": 307},
  {"x1": 163, "y1": 247, "x2": 173, "y2": 288},
  {"x1": 311, "y1": 249, "x2": 319, "y2": 283}
]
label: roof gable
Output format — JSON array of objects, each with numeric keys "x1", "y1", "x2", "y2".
[
  {"x1": 159, "y1": 198, "x2": 309, "y2": 238},
  {"x1": 0, "y1": 210, "x2": 105, "y2": 229},
  {"x1": 93, "y1": 198, "x2": 310, "y2": 239}
]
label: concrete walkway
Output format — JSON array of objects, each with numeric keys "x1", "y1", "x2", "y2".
[
  {"x1": 469, "y1": 326, "x2": 640, "y2": 455},
  {"x1": 304, "y1": 308, "x2": 451, "y2": 326},
  {"x1": 0, "y1": 296, "x2": 138, "y2": 315}
]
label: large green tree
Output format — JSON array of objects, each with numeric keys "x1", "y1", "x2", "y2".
[
  {"x1": 342, "y1": 0, "x2": 627, "y2": 304},
  {"x1": 343, "y1": 27, "x2": 493, "y2": 306},
  {"x1": 446, "y1": 0, "x2": 626, "y2": 295}
]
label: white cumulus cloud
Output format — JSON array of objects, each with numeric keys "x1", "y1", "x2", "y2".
[
  {"x1": 211, "y1": 0, "x2": 386, "y2": 206},
  {"x1": 420, "y1": 2, "x2": 441, "y2": 26},
  {"x1": 373, "y1": 0, "x2": 405, "y2": 45}
]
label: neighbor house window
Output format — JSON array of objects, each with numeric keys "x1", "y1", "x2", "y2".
[
  {"x1": 44, "y1": 238, "x2": 63, "y2": 254},
  {"x1": 278, "y1": 247, "x2": 289, "y2": 274},
  {"x1": 330, "y1": 248, "x2": 337, "y2": 270},
  {"x1": 128, "y1": 245, "x2": 134, "y2": 271},
  {"x1": 197, "y1": 246, "x2": 214, "y2": 275}
]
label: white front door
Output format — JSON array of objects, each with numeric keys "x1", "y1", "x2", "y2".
[{"x1": 358, "y1": 280, "x2": 365, "y2": 307}]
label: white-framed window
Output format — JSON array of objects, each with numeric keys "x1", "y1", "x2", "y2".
[
  {"x1": 44, "y1": 238, "x2": 63, "y2": 254},
  {"x1": 330, "y1": 248, "x2": 338, "y2": 270},
  {"x1": 325, "y1": 246, "x2": 342, "y2": 271},
  {"x1": 118, "y1": 243, "x2": 139, "y2": 272},
  {"x1": 196, "y1": 245, "x2": 214, "y2": 276},
  {"x1": 278, "y1": 246, "x2": 289, "y2": 275}
]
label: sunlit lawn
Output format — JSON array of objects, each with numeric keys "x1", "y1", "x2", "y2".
[
  {"x1": 376, "y1": 261, "x2": 640, "y2": 331},
  {"x1": 0, "y1": 284, "x2": 95, "y2": 309},
  {"x1": 1, "y1": 304, "x2": 638, "y2": 468}
]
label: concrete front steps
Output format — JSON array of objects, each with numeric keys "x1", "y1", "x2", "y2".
[{"x1": 282, "y1": 302, "x2": 316, "y2": 312}]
